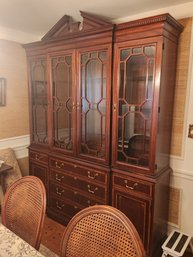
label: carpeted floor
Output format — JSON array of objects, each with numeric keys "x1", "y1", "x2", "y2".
[{"x1": 40, "y1": 216, "x2": 65, "y2": 256}]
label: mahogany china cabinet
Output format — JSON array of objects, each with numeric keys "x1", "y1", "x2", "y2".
[{"x1": 24, "y1": 12, "x2": 183, "y2": 257}]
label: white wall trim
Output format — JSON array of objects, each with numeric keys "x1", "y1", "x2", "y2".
[
  {"x1": 0, "y1": 135, "x2": 30, "y2": 159},
  {"x1": 172, "y1": 169, "x2": 193, "y2": 181}
]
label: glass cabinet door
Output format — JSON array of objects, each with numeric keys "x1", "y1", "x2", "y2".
[
  {"x1": 51, "y1": 54, "x2": 75, "y2": 153},
  {"x1": 114, "y1": 44, "x2": 155, "y2": 168},
  {"x1": 30, "y1": 58, "x2": 48, "y2": 144},
  {"x1": 78, "y1": 49, "x2": 110, "y2": 163}
]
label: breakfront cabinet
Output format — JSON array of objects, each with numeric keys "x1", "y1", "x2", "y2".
[{"x1": 24, "y1": 12, "x2": 182, "y2": 257}]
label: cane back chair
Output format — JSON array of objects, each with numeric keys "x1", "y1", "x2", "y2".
[
  {"x1": 1, "y1": 175, "x2": 46, "y2": 250},
  {"x1": 60, "y1": 205, "x2": 146, "y2": 257}
]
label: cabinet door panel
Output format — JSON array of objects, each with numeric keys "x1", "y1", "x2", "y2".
[
  {"x1": 30, "y1": 162, "x2": 48, "y2": 191},
  {"x1": 113, "y1": 189, "x2": 150, "y2": 252},
  {"x1": 51, "y1": 53, "x2": 76, "y2": 155},
  {"x1": 77, "y1": 47, "x2": 111, "y2": 164},
  {"x1": 29, "y1": 58, "x2": 48, "y2": 145},
  {"x1": 112, "y1": 40, "x2": 157, "y2": 171}
]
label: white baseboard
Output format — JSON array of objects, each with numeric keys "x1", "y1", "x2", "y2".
[{"x1": 0, "y1": 135, "x2": 30, "y2": 159}]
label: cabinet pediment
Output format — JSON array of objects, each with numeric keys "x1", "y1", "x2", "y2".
[{"x1": 42, "y1": 11, "x2": 112, "y2": 41}]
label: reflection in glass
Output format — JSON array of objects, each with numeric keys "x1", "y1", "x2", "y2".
[
  {"x1": 31, "y1": 59, "x2": 48, "y2": 144},
  {"x1": 117, "y1": 45, "x2": 155, "y2": 167},
  {"x1": 52, "y1": 55, "x2": 73, "y2": 151},
  {"x1": 125, "y1": 55, "x2": 146, "y2": 105},
  {"x1": 80, "y1": 51, "x2": 107, "y2": 158}
]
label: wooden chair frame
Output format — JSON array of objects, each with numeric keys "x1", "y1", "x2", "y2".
[{"x1": 1, "y1": 176, "x2": 46, "y2": 250}]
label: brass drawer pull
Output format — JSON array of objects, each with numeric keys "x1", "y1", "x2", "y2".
[
  {"x1": 35, "y1": 154, "x2": 42, "y2": 161},
  {"x1": 56, "y1": 187, "x2": 64, "y2": 196},
  {"x1": 124, "y1": 180, "x2": 138, "y2": 190},
  {"x1": 55, "y1": 174, "x2": 64, "y2": 182},
  {"x1": 55, "y1": 161, "x2": 64, "y2": 169},
  {"x1": 87, "y1": 171, "x2": 98, "y2": 180},
  {"x1": 87, "y1": 185, "x2": 98, "y2": 194},
  {"x1": 56, "y1": 201, "x2": 64, "y2": 210}
]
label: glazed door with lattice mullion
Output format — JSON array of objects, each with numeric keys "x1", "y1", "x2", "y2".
[
  {"x1": 51, "y1": 52, "x2": 76, "y2": 155},
  {"x1": 29, "y1": 57, "x2": 48, "y2": 145},
  {"x1": 77, "y1": 46, "x2": 111, "y2": 164},
  {"x1": 112, "y1": 39, "x2": 158, "y2": 171}
]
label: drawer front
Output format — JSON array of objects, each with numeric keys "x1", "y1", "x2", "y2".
[
  {"x1": 50, "y1": 183, "x2": 104, "y2": 207},
  {"x1": 50, "y1": 158, "x2": 106, "y2": 183},
  {"x1": 49, "y1": 196, "x2": 81, "y2": 218},
  {"x1": 113, "y1": 174, "x2": 152, "y2": 197},
  {"x1": 50, "y1": 170, "x2": 106, "y2": 201},
  {"x1": 30, "y1": 151, "x2": 48, "y2": 165}
]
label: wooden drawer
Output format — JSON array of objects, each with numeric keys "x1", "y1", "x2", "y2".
[
  {"x1": 50, "y1": 183, "x2": 104, "y2": 207},
  {"x1": 113, "y1": 174, "x2": 153, "y2": 197},
  {"x1": 50, "y1": 169, "x2": 107, "y2": 201},
  {"x1": 49, "y1": 196, "x2": 81, "y2": 218},
  {"x1": 30, "y1": 151, "x2": 48, "y2": 165},
  {"x1": 50, "y1": 157, "x2": 106, "y2": 183}
]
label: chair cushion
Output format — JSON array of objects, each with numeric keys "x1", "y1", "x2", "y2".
[{"x1": 0, "y1": 148, "x2": 22, "y2": 190}]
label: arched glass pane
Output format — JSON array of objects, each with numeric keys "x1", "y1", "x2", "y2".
[
  {"x1": 52, "y1": 55, "x2": 73, "y2": 151},
  {"x1": 117, "y1": 45, "x2": 155, "y2": 168},
  {"x1": 31, "y1": 59, "x2": 48, "y2": 144},
  {"x1": 80, "y1": 50, "x2": 107, "y2": 159}
]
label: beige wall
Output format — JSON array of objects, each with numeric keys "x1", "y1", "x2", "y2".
[{"x1": 0, "y1": 39, "x2": 29, "y2": 139}]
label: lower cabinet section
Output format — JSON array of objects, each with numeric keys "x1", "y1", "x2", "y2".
[
  {"x1": 47, "y1": 155, "x2": 110, "y2": 225},
  {"x1": 112, "y1": 169, "x2": 170, "y2": 257},
  {"x1": 113, "y1": 190, "x2": 151, "y2": 249},
  {"x1": 29, "y1": 148, "x2": 170, "y2": 257}
]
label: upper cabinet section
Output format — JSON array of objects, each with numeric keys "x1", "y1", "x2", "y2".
[
  {"x1": 24, "y1": 12, "x2": 182, "y2": 172},
  {"x1": 112, "y1": 14, "x2": 183, "y2": 174},
  {"x1": 24, "y1": 12, "x2": 114, "y2": 165}
]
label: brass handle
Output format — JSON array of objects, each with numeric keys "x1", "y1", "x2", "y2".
[
  {"x1": 87, "y1": 185, "x2": 98, "y2": 194},
  {"x1": 35, "y1": 154, "x2": 41, "y2": 161},
  {"x1": 72, "y1": 102, "x2": 76, "y2": 110},
  {"x1": 56, "y1": 187, "x2": 64, "y2": 196},
  {"x1": 113, "y1": 104, "x2": 117, "y2": 111},
  {"x1": 55, "y1": 174, "x2": 64, "y2": 182},
  {"x1": 55, "y1": 161, "x2": 64, "y2": 169},
  {"x1": 124, "y1": 180, "x2": 138, "y2": 190},
  {"x1": 56, "y1": 201, "x2": 64, "y2": 210},
  {"x1": 87, "y1": 171, "x2": 98, "y2": 180}
]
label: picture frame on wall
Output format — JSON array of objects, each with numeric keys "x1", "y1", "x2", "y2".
[{"x1": 0, "y1": 78, "x2": 6, "y2": 106}]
